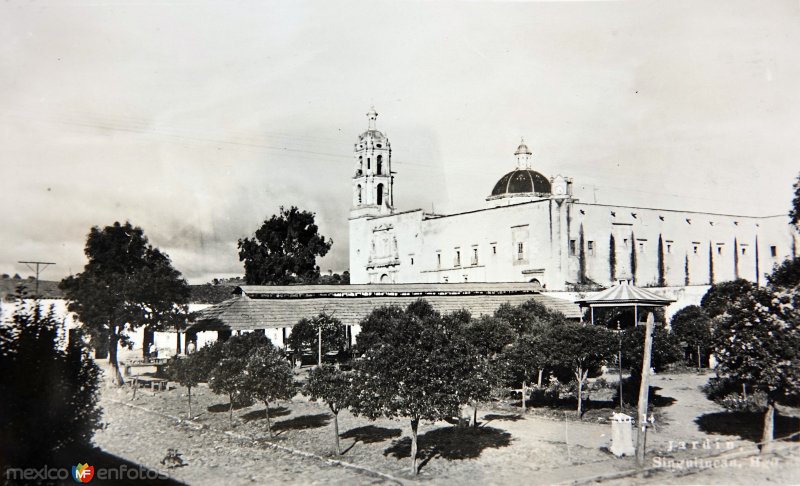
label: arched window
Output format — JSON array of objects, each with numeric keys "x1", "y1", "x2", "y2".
[
  {"x1": 358, "y1": 156, "x2": 363, "y2": 174},
  {"x1": 357, "y1": 184, "x2": 362, "y2": 204},
  {"x1": 377, "y1": 155, "x2": 383, "y2": 175},
  {"x1": 376, "y1": 183, "x2": 384, "y2": 206}
]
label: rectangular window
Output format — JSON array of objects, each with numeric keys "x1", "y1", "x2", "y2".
[
  {"x1": 492, "y1": 245, "x2": 497, "y2": 255},
  {"x1": 569, "y1": 239, "x2": 577, "y2": 256},
  {"x1": 638, "y1": 241, "x2": 646, "y2": 252},
  {"x1": 741, "y1": 247, "x2": 746, "y2": 255},
  {"x1": 693, "y1": 244, "x2": 699, "y2": 254},
  {"x1": 437, "y1": 253, "x2": 441, "y2": 268},
  {"x1": 411, "y1": 257, "x2": 415, "y2": 265},
  {"x1": 587, "y1": 241, "x2": 595, "y2": 256},
  {"x1": 770, "y1": 246, "x2": 777, "y2": 257},
  {"x1": 517, "y1": 242, "x2": 525, "y2": 261},
  {"x1": 667, "y1": 243, "x2": 672, "y2": 254},
  {"x1": 471, "y1": 248, "x2": 479, "y2": 265},
  {"x1": 455, "y1": 250, "x2": 461, "y2": 267},
  {"x1": 717, "y1": 245, "x2": 723, "y2": 255},
  {"x1": 623, "y1": 238, "x2": 629, "y2": 248}
]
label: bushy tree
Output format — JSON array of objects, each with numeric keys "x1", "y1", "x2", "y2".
[
  {"x1": 463, "y1": 315, "x2": 515, "y2": 356},
  {"x1": 701, "y1": 279, "x2": 755, "y2": 318},
  {"x1": 621, "y1": 323, "x2": 682, "y2": 375},
  {"x1": 670, "y1": 305, "x2": 712, "y2": 367},
  {"x1": 353, "y1": 305, "x2": 406, "y2": 356},
  {"x1": 494, "y1": 299, "x2": 566, "y2": 334},
  {"x1": 0, "y1": 297, "x2": 102, "y2": 468},
  {"x1": 304, "y1": 365, "x2": 353, "y2": 454},
  {"x1": 712, "y1": 272, "x2": 800, "y2": 444},
  {"x1": 766, "y1": 256, "x2": 800, "y2": 289},
  {"x1": 208, "y1": 332, "x2": 271, "y2": 426},
  {"x1": 547, "y1": 323, "x2": 615, "y2": 418},
  {"x1": 790, "y1": 172, "x2": 800, "y2": 227},
  {"x1": 59, "y1": 222, "x2": 190, "y2": 385},
  {"x1": 287, "y1": 313, "x2": 347, "y2": 363},
  {"x1": 243, "y1": 343, "x2": 295, "y2": 437},
  {"x1": 166, "y1": 354, "x2": 205, "y2": 418},
  {"x1": 192, "y1": 340, "x2": 225, "y2": 382},
  {"x1": 238, "y1": 206, "x2": 333, "y2": 285},
  {"x1": 350, "y1": 300, "x2": 470, "y2": 475}
]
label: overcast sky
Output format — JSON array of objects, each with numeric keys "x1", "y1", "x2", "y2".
[{"x1": 2, "y1": 0, "x2": 799, "y2": 284}]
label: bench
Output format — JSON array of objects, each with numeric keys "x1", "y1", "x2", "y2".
[{"x1": 129, "y1": 375, "x2": 168, "y2": 392}]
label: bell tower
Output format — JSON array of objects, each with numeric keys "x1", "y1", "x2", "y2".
[{"x1": 351, "y1": 107, "x2": 394, "y2": 218}]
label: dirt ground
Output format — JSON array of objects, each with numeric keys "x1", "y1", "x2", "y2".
[{"x1": 92, "y1": 370, "x2": 800, "y2": 485}]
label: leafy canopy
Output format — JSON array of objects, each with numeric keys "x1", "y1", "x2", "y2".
[
  {"x1": 287, "y1": 313, "x2": 347, "y2": 359},
  {"x1": 304, "y1": 365, "x2": 353, "y2": 414},
  {"x1": 238, "y1": 206, "x2": 333, "y2": 285},
  {"x1": 59, "y1": 222, "x2": 190, "y2": 357},
  {"x1": 0, "y1": 297, "x2": 102, "y2": 467}
]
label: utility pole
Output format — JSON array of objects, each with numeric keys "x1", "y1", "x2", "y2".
[
  {"x1": 18, "y1": 261, "x2": 56, "y2": 298},
  {"x1": 636, "y1": 312, "x2": 655, "y2": 466}
]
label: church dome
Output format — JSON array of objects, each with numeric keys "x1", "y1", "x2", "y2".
[{"x1": 490, "y1": 169, "x2": 552, "y2": 197}]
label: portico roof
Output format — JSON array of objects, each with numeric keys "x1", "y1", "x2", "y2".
[{"x1": 190, "y1": 283, "x2": 582, "y2": 331}]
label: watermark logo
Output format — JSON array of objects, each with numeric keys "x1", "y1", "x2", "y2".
[{"x1": 72, "y1": 463, "x2": 94, "y2": 483}]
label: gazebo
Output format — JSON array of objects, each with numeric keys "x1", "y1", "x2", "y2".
[{"x1": 574, "y1": 280, "x2": 675, "y2": 326}]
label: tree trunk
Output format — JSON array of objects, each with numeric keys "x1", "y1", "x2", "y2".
[
  {"x1": 108, "y1": 332, "x2": 124, "y2": 386},
  {"x1": 537, "y1": 369, "x2": 543, "y2": 388},
  {"x1": 333, "y1": 409, "x2": 341, "y2": 455},
  {"x1": 229, "y1": 393, "x2": 234, "y2": 427},
  {"x1": 265, "y1": 401, "x2": 272, "y2": 438},
  {"x1": 187, "y1": 386, "x2": 193, "y2": 419},
  {"x1": 472, "y1": 402, "x2": 478, "y2": 428},
  {"x1": 142, "y1": 326, "x2": 154, "y2": 359},
  {"x1": 410, "y1": 416, "x2": 419, "y2": 476},
  {"x1": 176, "y1": 331, "x2": 182, "y2": 357},
  {"x1": 761, "y1": 400, "x2": 775, "y2": 448}
]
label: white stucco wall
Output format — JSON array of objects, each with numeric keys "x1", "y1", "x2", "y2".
[{"x1": 349, "y1": 195, "x2": 797, "y2": 291}]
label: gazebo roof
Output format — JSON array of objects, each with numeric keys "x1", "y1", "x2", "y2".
[{"x1": 574, "y1": 280, "x2": 675, "y2": 308}]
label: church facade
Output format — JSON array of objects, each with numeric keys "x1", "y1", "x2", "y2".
[{"x1": 348, "y1": 110, "x2": 798, "y2": 290}]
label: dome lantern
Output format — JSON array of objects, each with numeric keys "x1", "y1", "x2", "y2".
[{"x1": 514, "y1": 138, "x2": 532, "y2": 169}]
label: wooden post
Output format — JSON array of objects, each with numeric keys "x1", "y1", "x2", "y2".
[
  {"x1": 617, "y1": 321, "x2": 623, "y2": 410},
  {"x1": 590, "y1": 306, "x2": 594, "y2": 326},
  {"x1": 635, "y1": 312, "x2": 654, "y2": 466},
  {"x1": 318, "y1": 324, "x2": 322, "y2": 367}
]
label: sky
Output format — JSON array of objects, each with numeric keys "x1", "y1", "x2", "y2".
[{"x1": 1, "y1": 0, "x2": 799, "y2": 284}]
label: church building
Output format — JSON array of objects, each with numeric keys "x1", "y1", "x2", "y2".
[{"x1": 349, "y1": 109, "x2": 798, "y2": 290}]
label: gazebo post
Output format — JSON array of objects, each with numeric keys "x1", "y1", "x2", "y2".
[
  {"x1": 590, "y1": 306, "x2": 594, "y2": 326},
  {"x1": 634, "y1": 304, "x2": 638, "y2": 327}
]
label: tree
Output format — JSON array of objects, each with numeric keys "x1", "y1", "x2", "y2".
[
  {"x1": 287, "y1": 313, "x2": 347, "y2": 363},
  {"x1": 701, "y1": 279, "x2": 755, "y2": 318},
  {"x1": 670, "y1": 305, "x2": 712, "y2": 367},
  {"x1": 463, "y1": 316, "x2": 515, "y2": 357},
  {"x1": 0, "y1": 296, "x2": 102, "y2": 468},
  {"x1": 609, "y1": 234, "x2": 617, "y2": 282},
  {"x1": 350, "y1": 300, "x2": 468, "y2": 475},
  {"x1": 766, "y1": 256, "x2": 800, "y2": 289},
  {"x1": 547, "y1": 323, "x2": 615, "y2": 418},
  {"x1": 238, "y1": 206, "x2": 333, "y2": 285},
  {"x1": 59, "y1": 222, "x2": 190, "y2": 385},
  {"x1": 166, "y1": 355, "x2": 204, "y2": 418},
  {"x1": 209, "y1": 332, "x2": 271, "y2": 426},
  {"x1": 790, "y1": 172, "x2": 800, "y2": 227},
  {"x1": 494, "y1": 299, "x2": 566, "y2": 335},
  {"x1": 243, "y1": 344, "x2": 295, "y2": 438},
  {"x1": 712, "y1": 285, "x2": 800, "y2": 444},
  {"x1": 621, "y1": 324, "x2": 682, "y2": 376},
  {"x1": 304, "y1": 365, "x2": 353, "y2": 454}
]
